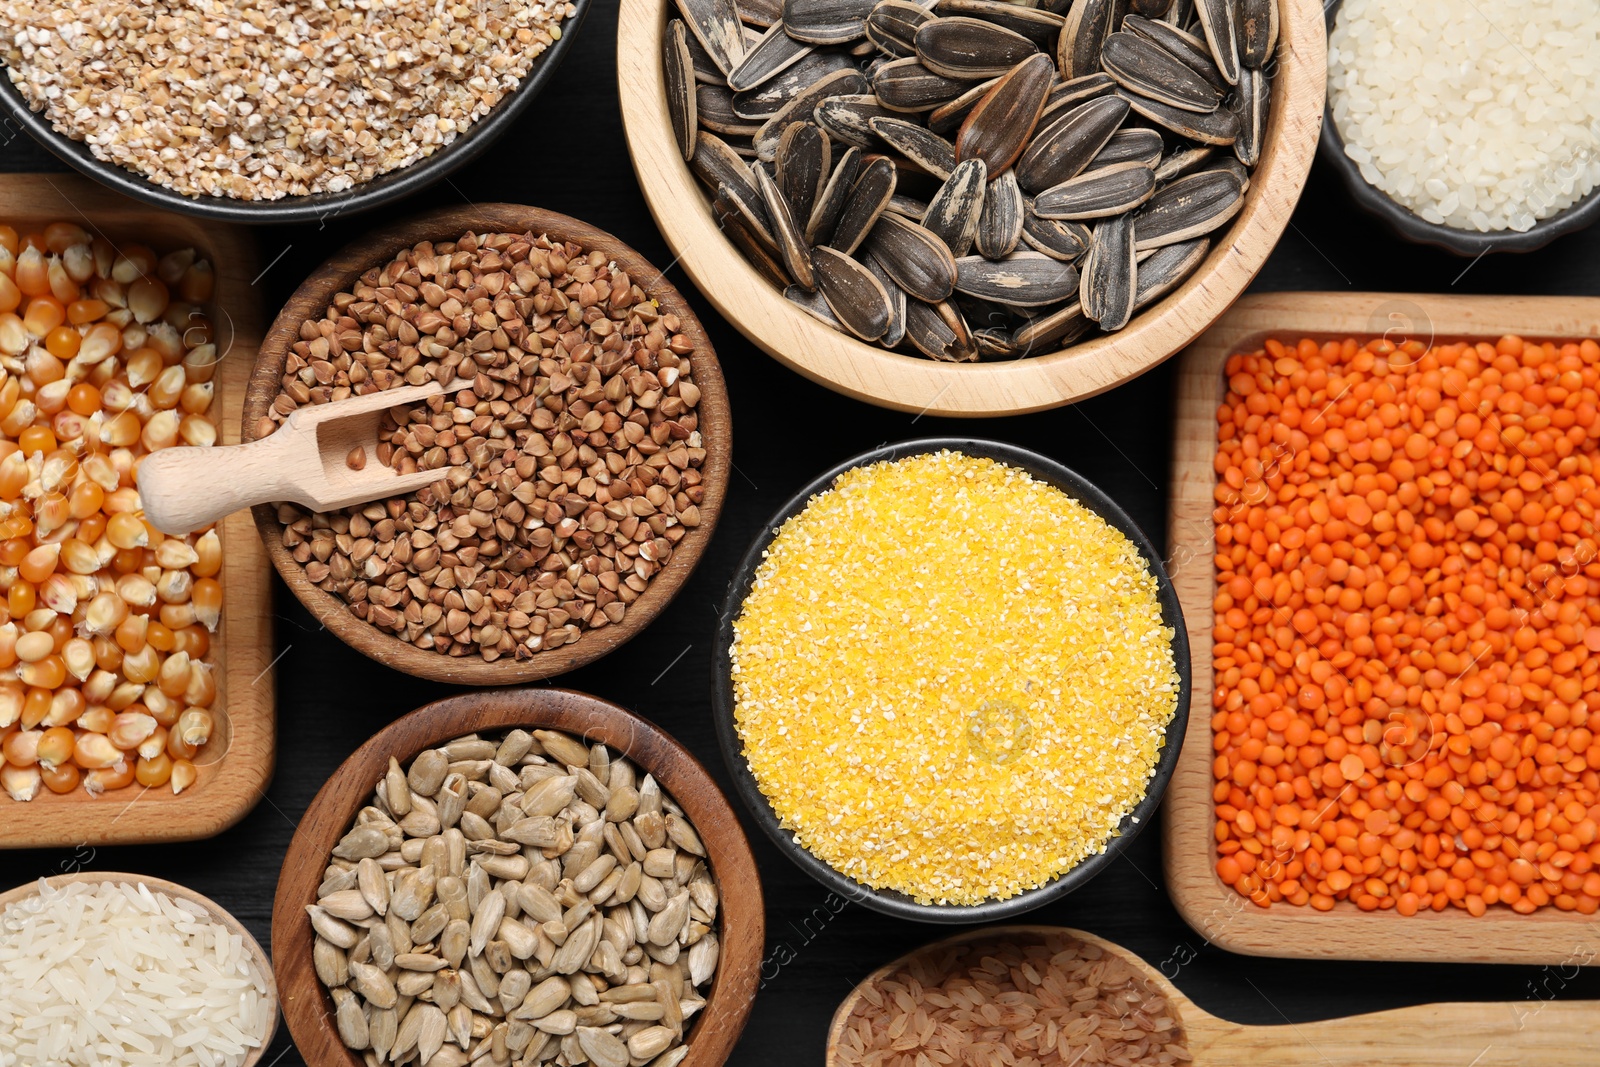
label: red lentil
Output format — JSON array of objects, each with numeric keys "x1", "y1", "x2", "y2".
[{"x1": 1212, "y1": 335, "x2": 1600, "y2": 916}]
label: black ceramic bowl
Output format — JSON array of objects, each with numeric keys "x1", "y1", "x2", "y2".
[
  {"x1": 0, "y1": 0, "x2": 591, "y2": 225},
  {"x1": 711, "y1": 438, "x2": 1192, "y2": 923},
  {"x1": 1320, "y1": 0, "x2": 1600, "y2": 256}
]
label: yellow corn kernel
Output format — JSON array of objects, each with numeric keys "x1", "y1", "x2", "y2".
[
  {"x1": 105, "y1": 681, "x2": 142, "y2": 711},
  {"x1": 65, "y1": 573, "x2": 99, "y2": 602},
  {"x1": 115, "y1": 573, "x2": 156, "y2": 608},
  {"x1": 156, "y1": 569, "x2": 191, "y2": 604},
  {"x1": 18, "y1": 655, "x2": 65, "y2": 688},
  {"x1": 77, "y1": 322, "x2": 122, "y2": 365},
  {"x1": 62, "y1": 637, "x2": 94, "y2": 681},
  {"x1": 146, "y1": 322, "x2": 182, "y2": 363},
  {"x1": 191, "y1": 530, "x2": 221, "y2": 578},
  {"x1": 128, "y1": 277, "x2": 168, "y2": 325},
  {"x1": 2, "y1": 764, "x2": 40, "y2": 802},
  {"x1": 108, "y1": 711, "x2": 157, "y2": 751},
  {"x1": 175, "y1": 706, "x2": 211, "y2": 748},
  {"x1": 83, "y1": 762, "x2": 134, "y2": 795},
  {"x1": 73, "y1": 731, "x2": 122, "y2": 769},
  {"x1": 83, "y1": 591, "x2": 129, "y2": 634},
  {"x1": 34, "y1": 378, "x2": 70, "y2": 415},
  {"x1": 135, "y1": 751, "x2": 172, "y2": 788},
  {"x1": 61, "y1": 242, "x2": 94, "y2": 284},
  {"x1": 159, "y1": 603, "x2": 196, "y2": 630},
  {"x1": 158, "y1": 649, "x2": 191, "y2": 698},
  {"x1": 99, "y1": 409, "x2": 140, "y2": 447},
  {"x1": 99, "y1": 380, "x2": 135, "y2": 413},
  {"x1": 154, "y1": 539, "x2": 198, "y2": 570},
  {"x1": 0, "y1": 682, "x2": 20, "y2": 728},
  {"x1": 40, "y1": 449, "x2": 77, "y2": 492},
  {"x1": 0, "y1": 452, "x2": 24, "y2": 498},
  {"x1": 125, "y1": 347, "x2": 161, "y2": 388},
  {"x1": 178, "y1": 414, "x2": 217, "y2": 448},
  {"x1": 121, "y1": 644, "x2": 160, "y2": 684},
  {"x1": 144, "y1": 686, "x2": 179, "y2": 727},
  {"x1": 169, "y1": 758, "x2": 196, "y2": 794},
  {"x1": 43, "y1": 688, "x2": 84, "y2": 728},
  {"x1": 192, "y1": 576, "x2": 221, "y2": 631},
  {"x1": 33, "y1": 493, "x2": 69, "y2": 538},
  {"x1": 183, "y1": 661, "x2": 215, "y2": 708},
  {"x1": 36, "y1": 726, "x2": 73, "y2": 768},
  {"x1": 104, "y1": 486, "x2": 140, "y2": 513},
  {"x1": 21, "y1": 608, "x2": 54, "y2": 633},
  {"x1": 106, "y1": 512, "x2": 149, "y2": 551},
  {"x1": 0, "y1": 314, "x2": 27, "y2": 356},
  {"x1": 13, "y1": 630, "x2": 53, "y2": 663},
  {"x1": 60, "y1": 538, "x2": 100, "y2": 575},
  {"x1": 82, "y1": 669, "x2": 116, "y2": 704},
  {"x1": 38, "y1": 573, "x2": 76, "y2": 615},
  {"x1": 157, "y1": 248, "x2": 194, "y2": 286},
  {"x1": 150, "y1": 364, "x2": 185, "y2": 409},
  {"x1": 77, "y1": 705, "x2": 114, "y2": 734},
  {"x1": 141, "y1": 409, "x2": 179, "y2": 450},
  {"x1": 114, "y1": 613, "x2": 148, "y2": 654},
  {"x1": 138, "y1": 725, "x2": 168, "y2": 760},
  {"x1": 180, "y1": 381, "x2": 213, "y2": 415},
  {"x1": 1, "y1": 398, "x2": 38, "y2": 437},
  {"x1": 178, "y1": 260, "x2": 213, "y2": 304},
  {"x1": 80, "y1": 452, "x2": 118, "y2": 492}
]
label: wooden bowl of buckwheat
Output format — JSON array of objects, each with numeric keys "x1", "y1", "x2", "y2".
[{"x1": 241, "y1": 204, "x2": 731, "y2": 684}]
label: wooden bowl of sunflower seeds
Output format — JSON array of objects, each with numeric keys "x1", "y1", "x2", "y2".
[
  {"x1": 241, "y1": 205, "x2": 731, "y2": 684},
  {"x1": 272, "y1": 687, "x2": 764, "y2": 1067},
  {"x1": 617, "y1": 0, "x2": 1325, "y2": 416}
]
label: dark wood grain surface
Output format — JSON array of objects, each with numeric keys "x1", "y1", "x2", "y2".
[{"x1": 6, "y1": 6, "x2": 1600, "y2": 1064}]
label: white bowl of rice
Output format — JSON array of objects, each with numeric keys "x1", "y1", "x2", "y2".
[
  {"x1": 1324, "y1": 0, "x2": 1600, "y2": 254},
  {"x1": 0, "y1": 873, "x2": 278, "y2": 1067}
]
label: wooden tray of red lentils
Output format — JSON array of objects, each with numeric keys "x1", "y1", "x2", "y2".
[
  {"x1": 1164, "y1": 291, "x2": 1600, "y2": 963},
  {"x1": 0, "y1": 174, "x2": 274, "y2": 847}
]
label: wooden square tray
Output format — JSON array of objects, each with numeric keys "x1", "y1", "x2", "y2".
[
  {"x1": 3, "y1": 173, "x2": 274, "y2": 847},
  {"x1": 1162, "y1": 291, "x2": 1600, "y2": 963}
]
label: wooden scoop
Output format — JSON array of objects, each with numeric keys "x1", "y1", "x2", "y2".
[
  {"x1": 827, "y1": 925, "x2": 1593, "y2": 1067},
  {"x1": 138, "y1": 380, "x2": 465, "y2": 534}
]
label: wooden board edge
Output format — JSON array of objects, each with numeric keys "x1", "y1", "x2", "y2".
[{"x1": 1163, "y1": 292, "x2": 1600, "y2": 962}]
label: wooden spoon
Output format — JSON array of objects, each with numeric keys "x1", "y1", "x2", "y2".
[
  {"x1": 137, "y1": 379, "x2": 465, "y2": 534},
  {"x1": 0, "y1": 871, "x2": 279, "y2": 1065},
  {"x1": 827, "y1": 925, "x2": 1593, "y2": 1066}
]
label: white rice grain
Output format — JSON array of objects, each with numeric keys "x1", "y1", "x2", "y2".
[
  {"x1": 1329, "y1": 0, "x2": 1600, "y2": 232},
  {"x1": 0, "y1": 880, "x2": 272, "y2": 1067}
]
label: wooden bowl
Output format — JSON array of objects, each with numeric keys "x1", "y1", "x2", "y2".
[
  {"x1": 1320, "y1": 0, "x2": 1600, "y2": 257},
  {"x1": 272, "y1": 688, "x2": 764, "y2": 1067},
  {"x1": 0, "y1": 172, "x2": 275, "y2": 849},
  {"x1": 711, "y1": 438, "x2": 1191, "y2": 923},
  {"x1": 615, "y1": 0, "x2": 1326, "y2": 417},
  {"x1": 241, "y1": 204, "x2": 731, "y2": 684},
  {"x1": 0, "y1": 871, "x2": 279, "y2": 1065}
]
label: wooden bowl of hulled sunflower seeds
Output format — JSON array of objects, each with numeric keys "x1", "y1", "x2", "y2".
[
  {"x1": 617, "y1": 0, "x2": 1325, "y2": 416},
  {"x1": 272, "y1": 688, "x2": 764, "y2": 1067},
  {"x1": 241, "y1": 204, "x2": 731, "y2": 684}
]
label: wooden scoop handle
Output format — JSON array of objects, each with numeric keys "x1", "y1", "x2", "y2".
[
  {"x1": 137, "y1": 430, "x2": 302, "y2": 534},
  {"x1": 1197, "y1": 1000, "x2": 1596, "y2": 1066}
]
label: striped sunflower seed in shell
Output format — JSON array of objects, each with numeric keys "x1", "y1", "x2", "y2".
[
  {"x1": 863, "y1": 212, "x2": 958, "y2": 302},
  {"x1": 1238, "y1": 0, "x2": 1278, "y2": 68},
  {"x1": 1020, "y1": 207, "x2": 1092, "y2": 260},
  {"x1": 1133, "y1": 236, "x2": 1211, "y2": 310},
  {"x1": 733, "y1": 51, "x2": 857, "y2": 119},
  {"x1": 935, "y1": 0, "x2": 1067, "y2": 48},
  {"x1": 830, "y1": 155, "x2": 899, "y2": 255},
  {"x1": 806, "y1": 145, "x2": 864, "y2": 245},
  {"x1": 672, "y1": 0, "x2": 748, "y2": 76},
  {"x1": 1080, "y1": 212, "x2": 1137, "y2": 331},
  {"x1": 868, "y1": 117, "x2": 956, "y2": 179},
  {"x1": 1056, "y1": 0, "x2": 1120, "y2": 79},
  {"x1": 727, "y1": 21, "x2": 814, "y2": 91},
  {"x1": 1119, "y1": 89, "x2": 1240, "y2": 145},
  {"x1": 974, "y1": 168, "x2": 1025, "y2": 259},
  {"x1": 914, "y1": 16, "x2": 1039, "y2": 80},
  {"x1": 954, "y1": 251, "x2": 1081, "y2": 307},
  {"x1": 1015, "y1": 95, "x2": 1130, "y2": 194},
  {"x1": 954, "y1": 52, "x2": 1055, "y2": 174},
  {"x1": 1122, "y1": 14, "x2": 1227, "y2": 90},
  {"x1": 1084, "y1": 127, "x2": 1165, "y2": 173},
  {"x1": 1039, "y1": 72, "x2": 1118, "y2": 125},
  {"x1": 927, "y1": 75, "x2": 1001, "y2": 137},
  {"x1": 871, "y1": 56, "x2": 980, "y2": 112},
  {"x1": 783, "y1": 0, "x2": 876, "y2": 45},
  {"x1": 1033, "y1": 161, "x2": 1157, "y2": 220},
  {"x1": 776, "y1": 122, "x2": 832, "y2": 226},
  {"x1": 1100, "y1": 30, "x2": 1224, "y2": 113},
  {"x1": 904, "y1": 297, "x2": 977, "y2": 362},
  {"x1": 1192, "y1": 0, "x2": 1240, "y2": 85},
  {"x1": 922, "y1": 157, "x2": 989, "y2": 258},
  {"x1": 814, "y1": 93, "x2": 897, "y2": 149},
  {"x1": 664, "y1": 21, "x2": 698, "y2": 161},
  {"x1": 864, "y1": 0, "x2": 933, "y2": 57},
  {"x1": 813, "y1": 246, "x2": 894, "y2": 341},
  {"x1": 1131, "y1": 164, "x2": 1245, "y2": 250}
]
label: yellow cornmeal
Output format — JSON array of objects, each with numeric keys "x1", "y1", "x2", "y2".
[{"x1": 730, "y1": 451, "x2": 1179, "y2": 906}]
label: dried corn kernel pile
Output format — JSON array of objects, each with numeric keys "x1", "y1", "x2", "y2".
[
  {"x1": 731, "y1": 451, "x2": 1179, "y2": 905},
  {"x1": 0, "y1": 222, "x2": 222, "y2": 801},
  {"x1": 1213, "y1": 336, "x2": 1600, "y2": 916}
]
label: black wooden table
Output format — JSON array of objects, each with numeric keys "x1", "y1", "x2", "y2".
[{"x1": 7, "y1": 7, "x2": 1600, "y2": 1063}]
